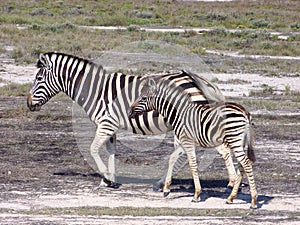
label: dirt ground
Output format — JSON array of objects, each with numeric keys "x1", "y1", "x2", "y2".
[{"x1": 0, "y1": 57, "x2": 299, "y2": 224}]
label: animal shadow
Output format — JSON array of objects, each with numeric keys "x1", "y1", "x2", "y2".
[{"x1": 168, "y1": 178, "x2": 273, "y2": 208}]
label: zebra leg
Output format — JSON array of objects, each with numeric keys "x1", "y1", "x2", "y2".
[
  {"x1": 106, "y1": 135, "x2": 116, "y2": 181},
  {"x1": 154, "y1": 137, "x2": 187, "y2": 192},
  {"x1": 90, "y1": 120, "x2": 120, "y2": 188},
  {"x1": 227, "y1": 147, "x2": 257, "y2": 209},
  {"x1": 105, "y1": 134, "x2": 121, "y2": 188},
  {"x1": 181, "y1": 139, "x2": 201, "y2": 202},
  {"x1": 216, "y1": 144, "x2": 237, "y2": 191},
  {"x1": 226, "y1": 163, "x2": 243, "y2": 204}
]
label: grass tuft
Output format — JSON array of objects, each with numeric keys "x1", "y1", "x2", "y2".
[{"x1": 0, "y1": 83, "x2": 32, "y2": 97}]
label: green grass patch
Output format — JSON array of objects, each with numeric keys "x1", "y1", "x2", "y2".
[
  {"x1": 1, "y1": 0, "x2": 299, "y2": 29},
  {"x1": 16, "y1": 206, "x2": 295, "y2": 218},
  {"x1": 0, "y1": 83, "x2": 32, "y2": 97},
  {"x1": 234, "y1": 98, "x2": 300, "y2": 111}
]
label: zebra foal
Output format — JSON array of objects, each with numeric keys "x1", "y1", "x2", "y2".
[
  {"x1": 27, "y1": 52, "x2": 227, "y2": 189},
  {"x1": 129, "y1": 77, "x2": 258, "y2": 209}
]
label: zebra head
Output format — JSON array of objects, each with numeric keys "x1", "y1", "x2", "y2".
[
  {"x1": 27, "y1": 53, "x2": 61, "y2": 111},
  {"x1": 128, "y1": 78, "x2": 157, "y2": 118}
]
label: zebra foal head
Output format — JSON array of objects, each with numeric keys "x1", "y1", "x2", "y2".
[
  {"x1": 128, "y1": 78, "x2": 157, "y2": 118},
  {"x1": 27, "y1": 53, "x2": 61, "y2": 111}
]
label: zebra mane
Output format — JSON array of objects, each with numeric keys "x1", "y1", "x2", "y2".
[
  {"x1": 141, "y1": 75, "x2": 194, "y2": 104},
  {"x1": 153, "y1": 76, "x2": 195, "y2": 104},
  {"x1": 37, "y1": 52, "x2": 104, "y2": 71},
  {"x1": 142, "y1": 70, "x2": 224, "y2": 104},
  {"x1": 182, "y1": 70, "x2": 225, "y2": 103}
]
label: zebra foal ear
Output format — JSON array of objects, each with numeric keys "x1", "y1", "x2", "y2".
[{"x1": 147, "y1": 78, "x2": 157, "y2": 93}]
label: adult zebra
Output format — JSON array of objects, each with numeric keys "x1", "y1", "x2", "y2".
[
  {"x1": 129, "y1": 77, "x2": 257, "y2": 209},
  {"x1": 27, "y1": 52, "x2": 227, "y2": 188}
]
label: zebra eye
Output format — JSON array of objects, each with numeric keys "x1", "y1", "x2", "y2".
[
  {"x1": 141, "y1": 96, "x2": 147, "y2": 101},
  {"x1": 36, "y1": 76, "x2": 43, "y2": 82}
]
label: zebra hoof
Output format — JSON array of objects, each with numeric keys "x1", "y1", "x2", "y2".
[
  {"x1": 226, "y1": 196, "x2": 234, "y2": 204},
  {"x1": 103, "y1": 178, "x2": 121, "y2": 189},
  {"x1": 163, "y1": 191, "x2": 170, "y2": 197},
  {"x1": 108, "y1": 182, "x2": 122, "y2": 189},
  {"x1": 99, "y1": 179, "x2": 109, "y2": 187},
  {"x1": 250, "y1": 204, "x2": 258, "y2": 209}
]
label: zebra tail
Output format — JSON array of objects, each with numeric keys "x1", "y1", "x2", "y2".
[{"x1": 247, "y1": 123, "x2": 256, "y2": 163}]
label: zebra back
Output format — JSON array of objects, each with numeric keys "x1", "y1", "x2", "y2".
[
  {"x1": 142, "y1": 70, "x2": 224, "y2": 105},
  {"x1": 130, "y1": 78, "x2": 255, "y2": 157}
]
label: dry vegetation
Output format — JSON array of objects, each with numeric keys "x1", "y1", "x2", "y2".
[{"x1": 0, "y1": 0, "x2": 300, "y2": 65}]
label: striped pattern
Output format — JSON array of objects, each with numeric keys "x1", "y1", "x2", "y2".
[
  {"x1": 27, "y1": 52, "x2": 225, "y2": 187},
  {"x1": 129, "y1": 77, "x2": 258, "y2": 208}
]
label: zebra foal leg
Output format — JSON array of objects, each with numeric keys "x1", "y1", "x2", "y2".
[
  {"x1": 160, "y1": 137, "x2": 187, "y2": 195},
  {"x1": 228, "y1": 147, "x2": 258, "y2": 209},
  {"x1": 216, "y1": 145, "x2": 237, "y2": 191},
  {"x1": 226, "y1": 164, "x2": 243, "y2": 204},
  {"x1": 182, "y1": 141, "x2": 201, "y2": 202}
]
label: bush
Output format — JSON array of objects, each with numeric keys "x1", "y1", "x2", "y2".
[
  {"x1": 290, "y1": 21, "x2": 300, "y2": 30},
  {"x1": 30, "y1": 8, "x2": 54, "y2": 16},
  {"x1": 205, "y1": 12, "x2": 227, "y2": 21},
  {"x1": 250, "y1": 19, "x2": 271, "y2": 28},
  {"x1": 206, "y1": 27, "x2": 227, "y2": 37}
]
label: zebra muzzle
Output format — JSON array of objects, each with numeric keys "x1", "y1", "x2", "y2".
[
  {"x1": 128, "y1": 107, "x2": 137, "y2": 119},
  {"x1": 27, "y1": 93, "x2": 41, "y2": 112}
]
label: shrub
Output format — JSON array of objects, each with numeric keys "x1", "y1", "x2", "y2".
[
  {"x1": 290, "y1": 21, "x2": 300, "y2": 30},
  {"x1": 30, "y1": 8, "x2": 54, "y2": 16},
  {"x1": 205, "y1": 12, "x2": 227, "y2": 21},
  {"x1": 250, "y1": 18, "x2": 271, "y2": 28}
]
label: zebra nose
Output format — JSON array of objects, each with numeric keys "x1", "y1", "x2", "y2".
[
  {"x1": 128, "y1": 107, "x2": 136, "y2": 119},
  {"x1": 27, "y1": 93, "x2": 41, "y2": 111},
  {"x1": 27, "y1": 93, "x2": 35, "y2": 111}
]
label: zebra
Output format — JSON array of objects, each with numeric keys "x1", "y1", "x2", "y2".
[
  {"x1": 27, "y1": 52, "x2": 228, "y2": 189},
  {"x1": 129, "y1": 77, "x2": 258, "y2": 209}
]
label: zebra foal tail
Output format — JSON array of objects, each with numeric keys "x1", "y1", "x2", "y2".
[{"x1": 246, "y1": 116, "x2": 256, "y2": 163}]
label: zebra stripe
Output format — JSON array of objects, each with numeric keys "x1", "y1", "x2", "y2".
[
  {"x1": 27, "y1": 52, "x2": 225, "y2": 188},
  {"x1": 129, "y1": 77, "x2": 258, "y2": 208}
]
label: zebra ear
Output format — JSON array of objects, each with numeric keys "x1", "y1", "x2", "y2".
[
  {"x1": 37, "y1": 54, "x2": 51, "y2": 70},
  {"x1": 147, "y1": 78, "x2": 157, "y2": 93}
]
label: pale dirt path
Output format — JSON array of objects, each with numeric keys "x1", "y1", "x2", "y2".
[
  {"x1": 0, "y1": 63, "x2": 35, "y2": 87},
  {"x1": 0, "y1": 186, "x2": 299, "y2": 211},
  {"x1": 1, "y1": 62, "x2": 299, "y2": 97},
  {"x1": 0, "y1": 186, "x2": 299, "y2": 224},
  {"x1": 0, "y1": 214, "x2": 298, "y2": 225}
]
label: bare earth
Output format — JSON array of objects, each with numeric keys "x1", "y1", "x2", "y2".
[{"x1": 0, "y1": 55, "x2": 299, "y2": 224}]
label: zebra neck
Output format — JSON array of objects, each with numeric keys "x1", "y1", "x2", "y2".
[
  {"x1": 154, "y1": 92, "x2": 190, "y2": 130},
  {"x1": 61, "y1": 60, "x2": 106, "y2": 117}
]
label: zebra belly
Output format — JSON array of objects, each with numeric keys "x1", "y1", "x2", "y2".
[{"x1": 124, "y1": 111, "x2": 172, "y2": 135}]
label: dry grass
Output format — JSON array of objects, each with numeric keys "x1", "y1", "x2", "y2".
[
  {"x1": 0, "y1": 0, "x2": 300, "y2": 65},
  {"x1": 1, "y1": 0, "x2": 299, "y2": 29}
]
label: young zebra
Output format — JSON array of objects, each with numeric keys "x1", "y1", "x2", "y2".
[
  {"x1": 129, "y1": 77, "x2": 258, "y2": 209},
  {"x1": 27, "y1": 52, "x2": 229, "y2": 188}
]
